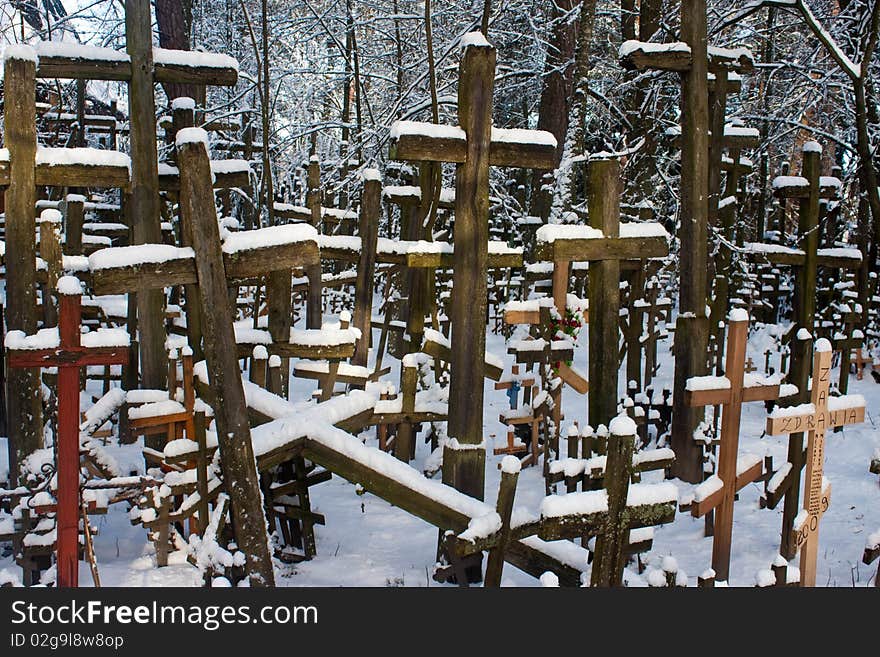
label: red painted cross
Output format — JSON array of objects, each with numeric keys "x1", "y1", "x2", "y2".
[{"x1": 6, "y1": 277, "x2": 129, "y2": 588}]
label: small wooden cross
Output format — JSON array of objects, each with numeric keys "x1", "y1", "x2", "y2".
[
  {"x1": 6, "y1": 277, "x2": 129, "y2": 587},
  {"x1": 537, "y1": 414, "x2": 678, "y2": 587},
  {"x1": 684, "y1": 310, "x2": 779, "y2": 581},
  {"x1": 765, "y1": 338, "x2": 866, "y2": 586}
]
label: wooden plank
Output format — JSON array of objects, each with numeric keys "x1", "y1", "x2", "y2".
[
  {"x1": 588, "y1": 158, "x2": 622, "y2": 427},
  {"x1": 353, "y1": 176, "x2": 381, "y2": 367},
  {"x1": 178, "y1": 132, "x2": 274, "y2": 586},
  {"x1": 390, "y1": 132, "x2": 556, "y2": 169},
  {"x1": 127, "y1": 0, "x2": 167, "y2": 397},
  {"x1": 3, "y1": 53, "x2": 43, "y2": 464},
  {"x1": 534, "y1": 236, "x2": 668, "y2": 262}
]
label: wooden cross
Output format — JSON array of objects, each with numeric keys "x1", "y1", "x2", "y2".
[
  {"x1": 619, "y1": 6, "x2": 756, "y2": 485},
  {"x1": 765, "y1": 338, "x2": 866, "y2": 586},
  {"x1": 534, "y1": 156, "x2": 669, "y2": 427},
  {"x1": 387, "y1": 33, "x2": 557, "y2": 500},
  {"x1": 537, "y1": 415, "x2": 678, "y2": 587},
  {"x1": 850, "y1": 347, "x2": 870, "y2": 381},
  {"x1": 37, "y1": 0, "x2": 237, "y2": 393},
  {"x1": 2, "y1": 47, "x2": 131, "y2": 466},
  {"x1": 6, "y1": 277, "x2": 129, "y2": 587},
  {"x1": 832, "y1": 306, "x2": 863, "y2": 396},
  {"x1": 744, "y1": 142, "x2": 862, "y2": 559},
  {"x1": 683, "y1": 311, "x2": 779, "y2": 581}
]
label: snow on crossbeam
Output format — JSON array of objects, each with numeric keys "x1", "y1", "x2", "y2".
[
  {"x1": 157, "y1": 159, "x2": 251, "y2": 191},
  {"x1": 772, "y1": 175, "x2": 842, "y2": 199},
  {"x1": 88, "y1": 224, "x2": 319, "y2": 295},
  {"x1": 534, "y1": 222, "x2": 669, "y2": 261},
  {"x1": 388, "y1": 120, "x2": 557, "y2": 169},
  {"x1": 0, "y1": 147, "x2": 131, "y2": 189},
  {"x1": 30, "y1": 41, "x2": 238, "y2": 86},
  {"x1": 619, "y1": 40, "x2": 754, "y2": 73}
]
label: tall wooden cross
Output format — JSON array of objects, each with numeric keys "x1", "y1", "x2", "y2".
[
  {"x1": 533, "y1": 156, "x2": 669, "y2": 428},
  {"x1": 6, "y1": 277, "x2": 129, "y2": 587},
  {"x1": 2, "y1": 46, "x2": 131, "y2": 473},
  {"x1": 684, "y1": 310, "x2": 779, "y2": 581},
  {"x1": 744, "y1": 142, "x2": 862, "y2": 559},
  {"x1": 619, "y1": 5, "x2": 756, "y2": 485},
  {"x1": 388, "y1": 33, "x2": 556, "y2": 500},
  {"x1": 2, "y1": 9, "x2": 240, "y2": 475},
  {"x1": 765, "y1": 338, "x2": 866, "y2": 586}
]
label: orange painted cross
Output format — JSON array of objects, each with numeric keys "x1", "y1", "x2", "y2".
[{"x1": 765, "y1": 337, "x2": 866, "y2": 586}]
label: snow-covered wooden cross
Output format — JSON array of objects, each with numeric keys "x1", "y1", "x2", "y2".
[
  {"x1": 537, "y1": 414, "x2": 678, "y2": 587},
  {"x1": 683, "y1": 309, "x2": 780, "y2": 581},
  {"x1": 765, "y1": 338, "x2": 866, "y2": 586},
  {"x1": 387, "y1": 32, "x2": 557, "y2": 501},
  {"x1": 534, "y1": 156, "x2": 669, "y2": 428},
  {"x1": 5, "y1": 277, "x2": 129, "y2": 587}
]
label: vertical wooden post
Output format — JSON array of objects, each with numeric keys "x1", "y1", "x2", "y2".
[
  {"x1": 62, "y1": 194, "x2": 85, "y2": 256},
  {"x1": 484, "y1": 458, "x2": 520, "y2": 586},
  {"x1": 394, "y1": 361, "x2": 418, "y2": 462},
  {"x1": 172, "y1": 98, "x2": 205, "y2": 362},
  {"x1": 353, "y1": 173, "x2": 380, "y2": 368},
  {"x1": 780, "y1": 144, "x2": 820, "y2": 560},
  {"x1": 3, "y1": 48, "x2": 43, "y2": 472},
  {"x1": 267, "y1": 355, "x2": 282, "y2": 396},
  {"x1": 711, "y1": 316, "x2": 747, "y2": 581},
  {"x1": 670, "y1": 0, "x2": 711, "y2": 484},
  {"x1": 39, "y1": 209, "x2": 63, "y2": 327},
  {"x1": 250, "y1": 345, "x2": 268, "y2": 387},
  {"x1": 445, "y1": 38, "x2": 494, "y2": 503},
  {"x1": 194, "y1": 410, "x2": 209, "y2": 534},
  {"x1": 126, "y1": 0, "x2": 168, "y2": 395},
  {"x1": 588, "y1": 158, "x2": 621, "y2": 427},
  {"x1": 177, "y1": 130, "x2": 275, "y2": 586},
  {"x1": 305, "y1": 155, "x2": 323, "y2": 329},
  {"x1": 591, "y1": 420, "x2": 635, "y2": 587}
]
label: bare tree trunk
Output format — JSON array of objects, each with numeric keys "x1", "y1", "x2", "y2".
[
  {"x1": 155, "y1": 0, "x2": 194, "y2": 100},
  {"x1": 530, "y1": 0, "x2": 581, "y2": 220}
]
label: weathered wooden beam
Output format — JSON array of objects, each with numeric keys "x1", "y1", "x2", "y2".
[
  {"x1": 389, "y1": 126, "x2": 557, "y2": 169},
  {"x1": 534, "y1": 236, "x2": 667, "y2": 262},
  {"x1": 177, "y1": 129, "x2": 274, "y2": 586}
]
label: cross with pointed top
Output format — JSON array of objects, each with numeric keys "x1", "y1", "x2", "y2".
[{"x1": 765, "y1": 338, "x2": 866, "y2": 586}]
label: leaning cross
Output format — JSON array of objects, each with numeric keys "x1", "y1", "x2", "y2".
[
  {"x1": 684, "y1": 310, "x2": 780, "y2": 581},
  {"x1": 765, "y1": 338, "x2": 866, "y2": 586},
  {"x1": 5, "y1": 277, "x2": 129, "y2": 588},
  {"x1": 388, "y1": 32, "x2": 557, "y2": 500}
]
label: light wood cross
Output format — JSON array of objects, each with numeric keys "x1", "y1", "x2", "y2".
[
  {"x1": 534, "y1": 156, "x2": 669, "y2": 428},
  {"x1": 765, "y1": 338, "x2": 866, "y2": 586},
  {"x1": 387, "y1": 32, "x2": 556, "y2": 500},
  {"x1": 684, "y1": 311, "x2": 780, "y2": 581}
]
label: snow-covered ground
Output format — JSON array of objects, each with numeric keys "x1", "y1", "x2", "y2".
[{"x1": 2, "y1": 312, "x2": 878, "y2": 587}]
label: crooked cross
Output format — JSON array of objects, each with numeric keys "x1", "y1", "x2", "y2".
[
  {"x1": 387, "y1": 33, "x2": 557, "y2": 500},
  {"x1": 683, "y1": 311, "x2": 780, "y2": 581},
  {"x1": 765, "y1": 338, "x2": 866, "y2": 586}
]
